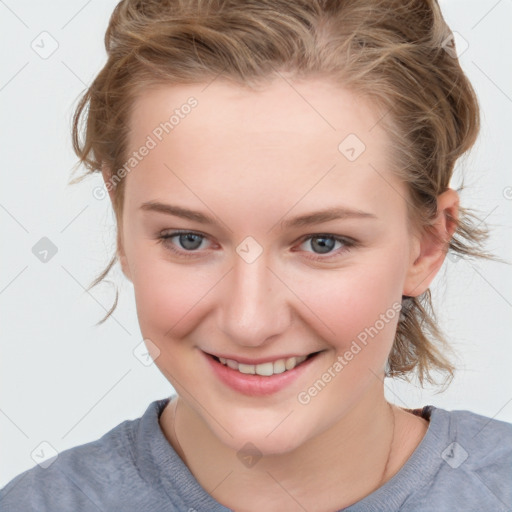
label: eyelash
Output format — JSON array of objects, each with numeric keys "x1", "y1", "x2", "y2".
[{"x1": 156, "y1": 230, "x2": 358, "y2": 261}]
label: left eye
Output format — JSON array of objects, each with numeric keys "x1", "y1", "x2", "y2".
[{"x1": 298, "y1": 235, "x2": 348, "y2": 255}]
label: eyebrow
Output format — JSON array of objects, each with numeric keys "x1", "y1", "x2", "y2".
[{"x1": 139, "y1": 201, "x2": 377, "y2": 228}]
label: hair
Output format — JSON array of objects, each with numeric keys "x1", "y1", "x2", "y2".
[{"x1": 69, "y1": 0, "x2": 501, "y2": 389}]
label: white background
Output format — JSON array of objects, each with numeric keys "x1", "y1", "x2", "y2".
[{"x1": 1, "y1": 0, "x2": 511, "y2": 487}]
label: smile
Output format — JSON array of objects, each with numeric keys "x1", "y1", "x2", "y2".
[
  {"x1": 214, "y1": 354, "x2": 312, "y2": 376},
  {"x1": 202, "y1": 350, "x2": 325, "y2": 396}
]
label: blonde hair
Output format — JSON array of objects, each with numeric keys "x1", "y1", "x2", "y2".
[{"x1": 70, "y1": 0, "x2": 498, "y2": 388}]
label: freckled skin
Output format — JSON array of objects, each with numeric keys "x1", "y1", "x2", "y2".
[{"x1": 103, "y1": 78, "x2": 458, "y2": 511}]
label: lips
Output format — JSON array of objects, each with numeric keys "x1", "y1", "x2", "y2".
[{"x1": 202, "y1": 349, "x2": 324, "y2": 396}]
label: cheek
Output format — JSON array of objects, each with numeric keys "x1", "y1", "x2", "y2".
[
  {"x1": 129, "y1": 232, "x2": 407, "y2": 355},
  {"x1": 292, "y1": 257, "x2": 404, "y2": 357},
  {"x1": 128, "y1": 245, "x2": 211, "y2": 339}
]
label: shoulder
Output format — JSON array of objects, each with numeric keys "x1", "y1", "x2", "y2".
[
  {"x1": 0, "y1": 400, "x2": 167, "y2": 512},
  {"x1": 443, "y1": 407, "x2": 512, "y2": 467},
  {"x1": 0, "y1": 420, "x2": 136, "y2": 511},
  {"x1": 403, "y1": 406, "x2": 512, "y2": 511}
]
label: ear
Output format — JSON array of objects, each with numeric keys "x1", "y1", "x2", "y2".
[
  {"x1": 101, "y1": 163, "x2": 132, "y2": 282},
  {"x1": 403, "y1": 188, "x2": 459, "y2": 297}
]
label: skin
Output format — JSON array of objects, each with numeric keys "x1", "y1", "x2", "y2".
[{"x1": 102, "y1": 77, "x2": 459, "y2": 511}]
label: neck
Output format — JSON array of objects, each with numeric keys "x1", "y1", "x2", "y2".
[{"x1": 159, "y1": 388, "x2": 405, "y2": 511}]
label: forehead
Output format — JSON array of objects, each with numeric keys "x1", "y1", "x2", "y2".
[
  {"x1": 129, "y1": 78, "x2": 386, "y2": 149},
  {"x1": 124, "y1": 78, "x2": 405, "y2": 223}
]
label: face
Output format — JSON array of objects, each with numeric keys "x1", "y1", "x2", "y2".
[{"x1": 113, "y1": 78, "x2": 423, "y2": 455}]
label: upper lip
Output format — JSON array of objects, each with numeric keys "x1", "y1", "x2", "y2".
[{"x1": 203, "y1": 350, "x2": 322, "y2": 365}]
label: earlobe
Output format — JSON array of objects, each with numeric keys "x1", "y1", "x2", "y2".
[{"x1": 403, "y1": 188, "x2": 459, "y2": 297}]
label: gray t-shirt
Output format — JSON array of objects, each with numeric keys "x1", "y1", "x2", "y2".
[{"x1": 1, "y1": 395, "x2": 511, "y2": 511}]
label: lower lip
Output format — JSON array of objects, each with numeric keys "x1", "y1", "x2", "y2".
[{"x1": 202, "y1": 350, "x2": 323, "y2": 397}]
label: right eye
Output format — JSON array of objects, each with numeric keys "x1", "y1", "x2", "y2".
[{"x1": 157, "y1": 230, "x2": 212, "y2": 257}]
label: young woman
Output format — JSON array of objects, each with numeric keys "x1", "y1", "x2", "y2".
[{"x1": 2, "y1": 0, "x2": 511, "y2": 510}]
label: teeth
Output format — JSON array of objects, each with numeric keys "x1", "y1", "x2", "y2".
[
  {"x1": 285, "y1": 357, "x2": 297, "y2": 370},
  {"x1": 238, "y1": 363, "x2": 256, "y2": 374},
  {"x1": 273, "y1": 359, "x2": 286, "y2": 374},
  {"x1": 217, "y1": 354, "x2": 309, "y2": 376},
  {"x1": 226, "y1": 359, "x2": 238, "y2": 370}
]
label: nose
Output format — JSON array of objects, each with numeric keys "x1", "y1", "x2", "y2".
[{"x1": 216, "y1": 252, "x2": 292, "y2": 348}]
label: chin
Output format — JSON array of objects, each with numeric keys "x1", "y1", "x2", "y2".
[{"x1": 212, "y1": 418, "x2": 309, "y2": 457}]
